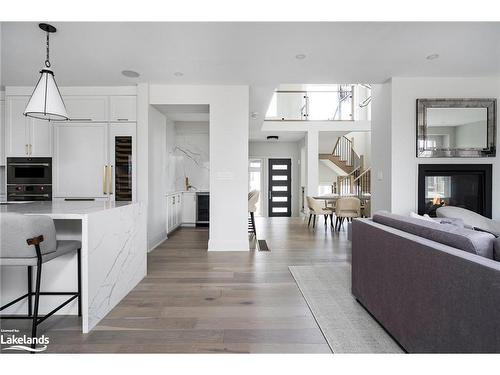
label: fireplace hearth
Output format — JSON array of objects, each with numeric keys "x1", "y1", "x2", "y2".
[{"x1": 418, "y1": 164, "x2": 492, "y2": 218}]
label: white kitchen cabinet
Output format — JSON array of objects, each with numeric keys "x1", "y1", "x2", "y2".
[
  {"x1": 29, "y1": 118, "x2": 53, "y2": 157},
  {"x1": 166, "y1": 192, "x2": 183, "y2": 234},
  {"x1": 182, "y1": 192, "x2": 196, "y2": 225},
  {"x1": 64, "y1": 96, "x2": 108, "y2": 122},
  {"x1": 5, "y1": 96, "x2": 52, "y2": 157},
  {"x1": 53, "y1": 123, "x2": 108, "y2": 198},
  {"x1": 5, "y1": 96, "x2": 29, "y2": 156},
  {"x1": 110, "y1": 96, "x2": 137, "y2": 122}
]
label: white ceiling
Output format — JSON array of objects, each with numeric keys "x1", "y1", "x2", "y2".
[{"x1": 2, "y1": 22, "x2": 499, "y2": 140}]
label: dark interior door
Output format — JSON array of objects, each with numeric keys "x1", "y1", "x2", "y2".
[{"x1": 268, "y1": 158, "x2": 292, "y2": 217}]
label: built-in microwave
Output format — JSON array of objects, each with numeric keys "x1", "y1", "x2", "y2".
[{"x1": 7, "y1": 157, "x2": 52, "y2": 185}]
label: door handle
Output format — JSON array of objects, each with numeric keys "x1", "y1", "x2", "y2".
[
  {"x1": 108, "y1": 166, "x2": 114, "y2": 195},
  {"x1": 103, "y1": 166, "x2": 108, "y2": 194}
]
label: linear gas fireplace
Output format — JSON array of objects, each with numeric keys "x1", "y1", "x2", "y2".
[{"x1": 418, "y1": 164, "x2": 492, "y2": 218}]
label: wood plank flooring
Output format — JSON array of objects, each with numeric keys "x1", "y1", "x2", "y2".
[{"x1": 2, "y1": 217, "x2": 351, "y2": 353}]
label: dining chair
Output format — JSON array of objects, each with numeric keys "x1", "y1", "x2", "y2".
[
  {"x1": 306, "y1": 196, "x2": 334, "y2": 229},
  {"x1": 335, "y1": 197, "x2": 361, "y2": 230}
]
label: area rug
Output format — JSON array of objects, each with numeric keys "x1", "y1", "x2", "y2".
[{"x1": 289, "y1": 264, "x2": 403, "y2": 353}]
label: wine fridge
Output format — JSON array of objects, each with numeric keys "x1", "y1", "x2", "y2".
[{"x1": 113, "y1": 136, "x2": 133, "y2": 201}]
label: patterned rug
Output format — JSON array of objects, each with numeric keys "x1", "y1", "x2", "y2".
[{"x1": 289, "y1": 264, "x2": 403, "y2": 353}]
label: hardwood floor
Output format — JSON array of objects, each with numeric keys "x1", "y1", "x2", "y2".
[{"x1": 3, "y1": 217, "x2": 352, "y2": 353}]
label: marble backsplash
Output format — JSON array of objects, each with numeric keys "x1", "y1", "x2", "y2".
[{"x1": 170, "y1": 123, "x2": 210, "y2": 192}]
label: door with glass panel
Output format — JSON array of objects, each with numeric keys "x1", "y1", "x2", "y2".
[{"x1": 268, "y1": 159, "x2": 291, "y2": 217}]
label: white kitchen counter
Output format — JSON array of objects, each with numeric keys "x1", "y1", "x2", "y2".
[
  {"x1": 0, "y1": 200, "x2": 133, "y2": 218},
  {"x1": 0, "y1": 201, "x2": 147, "y2": 333}
]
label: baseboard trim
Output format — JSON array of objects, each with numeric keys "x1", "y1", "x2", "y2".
[{"x1": 148, "y1": 234, "x2": 168, "y2": 253}]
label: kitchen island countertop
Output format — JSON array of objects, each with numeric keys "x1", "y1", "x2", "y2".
[{"x1": 0, "y1": 200, "x2": 133, "y2": 219}]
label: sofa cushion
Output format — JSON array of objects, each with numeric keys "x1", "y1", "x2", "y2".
[
  {"x1": 372, "y1": 211, "x2": 495, "y2": 259},
  {"x1": 494, "y1": 238, "x2": 500, "y2": 261}
]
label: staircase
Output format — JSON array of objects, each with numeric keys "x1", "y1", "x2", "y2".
[{"x1": 319, "y1": 135, "x2": 371, "y2": 199}]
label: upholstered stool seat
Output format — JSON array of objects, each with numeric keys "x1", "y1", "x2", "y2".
[{"x1": 0, "y1": 240, "x2": 81, "y2": 266}]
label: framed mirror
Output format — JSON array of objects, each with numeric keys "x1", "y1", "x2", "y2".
[{"x1": 416, "y1": 98, "x2": 496, "y2": 157}]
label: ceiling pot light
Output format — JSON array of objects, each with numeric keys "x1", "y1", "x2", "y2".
[
  {"x1": 121, "y1": 70, "x2": 140, "y2": 78},
  {"x1": 426, "y1": 53, "x2": 440, "y2": 60},
  {"x1": 24, "y1": 23, "x2": 68, "y2": 122},
  {"x1": 174, "y1": 72, "x2": 184, "y2": 77},
  {"x1": 295, "y1": 54, "x2": 306, "y2": 60},
  {"x1": 267, "y1": 135, "x2": 279, "y2": 141}
]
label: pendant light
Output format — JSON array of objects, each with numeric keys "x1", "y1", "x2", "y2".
[{"x1": 24, "y1": 23, "x2": 68, "y2": 121}]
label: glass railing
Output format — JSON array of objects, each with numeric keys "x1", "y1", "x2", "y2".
[{"x1": 265, "y1": 85, "x2": 354, "y2": 121}]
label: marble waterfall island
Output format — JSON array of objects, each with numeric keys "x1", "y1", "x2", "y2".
[{"x1": 0, "y1": 201, "x2": 147, "y2": 333}]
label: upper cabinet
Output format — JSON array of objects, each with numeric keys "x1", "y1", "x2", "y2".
[
  {"x1": 110, "y1": 96, "x2": 137, "y2": 122},
  {"x1": 64, "y1": 96, "x2": 109, "y2": 122},
  {"x1": 5, "y1": 96, "x2": 52, "y2": 157},
  {"x1": 3, "y1": 90, "x2": 136, "y2": 160}
]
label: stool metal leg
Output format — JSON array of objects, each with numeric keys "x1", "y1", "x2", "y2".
[
  {"x1": 31, "y1": 259, "x2": 42, "y2": 350},
  {"x1": 27, "y1": 266, "x2": 33, "y2": 317},
  {"x1": 77, "y1": 248, "x2": 82, "y2": 317}
]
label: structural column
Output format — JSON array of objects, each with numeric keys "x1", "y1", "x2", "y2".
[{"x1": 306, "y1": 130, "x2": 319, "y2": 198}]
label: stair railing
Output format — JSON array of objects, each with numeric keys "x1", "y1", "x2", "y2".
[{"x1": 332, "y1": 136, "x2": 361, "y2": 168}]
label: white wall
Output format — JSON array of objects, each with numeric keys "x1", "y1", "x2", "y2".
[
  {"x1": 150, "y1": 84, "x2": 249, "y2": 251},
  {"x1": 372, "y1": 77, "x2": 500, "y2": 219},
  {"x1": 173, "y1": 122, "x2": 210, "y2": 191},
  {"x1": 318, "y1": 161, "x2": 338, "y2": 185},
  {"x1": 346, "y1": 131, "x2": 372, "y2": 168},
  {"x1": 147, "y1": 106, "x2": 168, "y2": 250},
  {"x1": 249, "y1": 141, "x2": 301, "y2": 217},
  {"x1": 371, "y1": 82, "x2": 392, "y2": 214}
]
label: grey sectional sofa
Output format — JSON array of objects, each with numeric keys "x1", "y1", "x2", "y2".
[{"x1": 352, "y1": 211, "x2": 500, "y2": 353}]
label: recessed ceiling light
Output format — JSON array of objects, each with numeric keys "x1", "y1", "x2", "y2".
[
  {"x1": 121, "y1": 70, "x2": 140, "y2": 78},
  {"x1": 174, "y1": 72, "x2": 184, "y2": 77},
  {"x1": 426, "y1": 54, "x2": 440, "y2": 60},
  {"x1": 295, "y1": 54, "x2": 306, "y2": 60},
  {"x1": 267, "y1": 135, "x2": 279, "y2": 141}
]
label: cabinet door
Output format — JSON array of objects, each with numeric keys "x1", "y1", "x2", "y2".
[
  {"x1": 53, "y1": 123, "x2": 108, "y2": 198},
  {"x1": 176, "y1": 194, "x2": 183, "y2": 226},
  {"x1": 110, "y1": 96, "x2": 137, "y2": 122},
  {"x1": 64, "y1": 96, "x2": 108, "y2": 122},
  {"x1": 182, "y1": 193, "x2": 196, "y2": 224},
  {"x1": 108, "y1": 123, "x2": 136, "y2": 201},
  {"x1": 5, "y1": 96, "x2": 29, "y2": 156},
  {"x1": 29, "y1": 118, "x2": 53, "y2": 157},
  {"x1": 167, "y1": 195, "x2": 176, "y2": 232}
]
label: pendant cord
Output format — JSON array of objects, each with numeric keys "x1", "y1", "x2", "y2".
[{"x1": 45, "y1": 31, "x2": 51, "y2": 68}]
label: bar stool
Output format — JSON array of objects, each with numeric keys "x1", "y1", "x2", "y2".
[
  {"x1": 248, "y1": 190, "x2": 260, "y2": 237},
  {"x1": 0, "y1": 213, "x2": 82, "y2": 351}
]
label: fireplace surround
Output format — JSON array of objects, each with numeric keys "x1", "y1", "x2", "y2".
[{"x1": 418, "y1": 164, "x2": 492, "y2": 218}]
